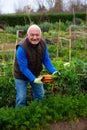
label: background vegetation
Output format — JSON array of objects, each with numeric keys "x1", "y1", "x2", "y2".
[
  {"x1": 0, "y1": 17, "x2": 87, "y2": 129},
  {"x1": 0, "y1": 13, "x2": 86, "y2": 27}
]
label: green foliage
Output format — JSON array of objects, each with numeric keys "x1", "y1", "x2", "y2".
[
  {"x1": 5, "y1": 25, "x2": 29, "y2": 34},
  {"x1": 52, "y1": 58, "x2": 87, "y2": 95},
  {"x1": 75, "y1": 38, "x2": 87, "y2": 50},
  {"x1": 0, "y1": 58, "x2": 87, "y2": 107},
  {"x1": 48, "y1": 45, "x2": 57, "y2": 58},
  {"x1": 0, "y1": 14, "x2": 28, "y2": 26},
  {"x1": 0, "y1": 58, "x2": 87, "y2": 129},
  {"x1": 0, "y1": 62, "x2": 12, "y2": 76},
  {"x1": 73, "y1": 58, "x2": 87, "y2": 91},
  {"x1": 0, "y1": 76, "x2": 15, "y2": 107},
  {"x1": 39, "y1": 22, "x2": 52, "y2": 32},
  {"x1": 0, "y1": 32, "x2": 16, "y2": 43},
  {"x1": 0, "y1": 13, "x2": 86, "y2": 27},
  {"x1": 0, "y1": 94, "x2": 87, "y2": 130},
  {"x1": 0, "y1": 17, "x2": 87, "y2": 129}
]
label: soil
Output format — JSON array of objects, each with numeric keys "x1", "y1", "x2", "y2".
[{"x1": 48, "y1": 118, "x2": 87, "y2": 130}]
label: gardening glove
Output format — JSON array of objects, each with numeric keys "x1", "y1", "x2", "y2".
[
  {"x1": 34, "y1": 77, "x2": 43, "y2": 84},
  {"x1": 52, "y1": 71, "x2": 61, "y2": 79}
]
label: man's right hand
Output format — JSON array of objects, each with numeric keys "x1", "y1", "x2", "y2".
[{"x1": 34, "y1": 77, "x2": 43, "y2": 84}]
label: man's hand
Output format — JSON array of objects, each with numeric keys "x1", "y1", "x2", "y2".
[
  {"x1": 52, "y1": 71, "x2": 61, "y2": 79},
  {"x1": 34, "y1": 77, "x2": 43, "y2": 84}
]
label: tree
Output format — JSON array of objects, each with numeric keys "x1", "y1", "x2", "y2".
[{"x1": 48, "y1": 0, "x2": 63, "y2": 13}]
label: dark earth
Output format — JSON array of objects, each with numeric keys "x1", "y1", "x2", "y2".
[{"x1": 44, "y1": 118, "x2": 87, "y2": 130}]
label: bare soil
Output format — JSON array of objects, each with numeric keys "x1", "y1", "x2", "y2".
[{"x1": 49, "y1": 118, "x2": 87, "y2": 130}]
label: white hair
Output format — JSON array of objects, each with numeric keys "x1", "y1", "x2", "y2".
[{"x1": 27, "y1": 24, "x2": 41, "y2": 35}]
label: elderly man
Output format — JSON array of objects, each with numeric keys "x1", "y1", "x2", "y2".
[{"x1": 14, "y1": 24, "x2": 60, "y2": 107}]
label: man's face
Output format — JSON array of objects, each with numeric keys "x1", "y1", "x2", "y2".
[{"x1": 27, "y1": 28, "x2": 42, "y2": 45}]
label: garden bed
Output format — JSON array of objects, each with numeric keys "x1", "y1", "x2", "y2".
[{"x1": 49, "y1": 118, "x2": 87, "y2": 130}]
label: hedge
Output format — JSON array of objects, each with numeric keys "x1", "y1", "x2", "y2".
[{"x1": 0, "y1": 13, "x2": 86, "y2": 27}]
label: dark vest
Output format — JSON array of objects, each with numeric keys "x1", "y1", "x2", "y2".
[{"x1": 14, "y1": 37, "x2": 46, "y2": 80}]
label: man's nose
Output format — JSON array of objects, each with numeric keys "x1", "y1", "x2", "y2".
[{"x1": 33, "y1": 35, "x2": 37, "y2": 39}]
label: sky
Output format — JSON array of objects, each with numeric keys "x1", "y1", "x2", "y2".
[
  {"x1": 0, "y1": 0, "x2": 56, "y2": 14},
  {"x1": 0, "y1": 0, "x2": 27, "y2": 14},
  {"x1": 0, "y1": 0, "x2": 86, "y2": 14}
]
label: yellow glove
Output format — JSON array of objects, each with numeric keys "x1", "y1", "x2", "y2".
[{"x1": 34, "y1": 77, "x2": 43, "y2": 84}]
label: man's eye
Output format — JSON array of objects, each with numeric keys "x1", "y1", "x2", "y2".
[
  {"x1": 30, "y1": 34, "x2": 39, "y2": 36},
  {"x1": 30, "y1": 34, "x2": 34, "y2": 36}
]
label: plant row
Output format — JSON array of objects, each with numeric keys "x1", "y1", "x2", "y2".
[{"x1": 0, "y1": 93, "x2": 87, "y2": 130}]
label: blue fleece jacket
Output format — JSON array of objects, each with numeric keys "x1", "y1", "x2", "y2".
[{"x1": 16, "y1": 46, "x2": 56, "y2": 82}]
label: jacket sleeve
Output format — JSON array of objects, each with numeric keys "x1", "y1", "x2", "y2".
[
  {"x1": 16, "y1": 46, "x2": 36, "y2": 82},
  {"x1": 43, "y1": 46, "x2": 57, "y2": 74}
]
